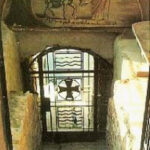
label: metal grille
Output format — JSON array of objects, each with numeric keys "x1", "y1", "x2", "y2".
[
  {"x1": 26, "y1": 47, "x2": 113, "y2": 142},
  {"x1": 29, "y1": 48, "x2": 95, "y2": 133}
]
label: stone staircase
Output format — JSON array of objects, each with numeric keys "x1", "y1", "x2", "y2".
[{"x1": 42, "y1": 140, "x2": 107, "y2": 150}]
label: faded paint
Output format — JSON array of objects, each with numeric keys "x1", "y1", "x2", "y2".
[{"x1": 14, "y1": 29, "x2": 117, "y2": 62}]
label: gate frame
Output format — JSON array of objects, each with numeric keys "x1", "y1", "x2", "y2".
[{"x1": 28, "y1": 46, "x2": 113, "y2": 142}]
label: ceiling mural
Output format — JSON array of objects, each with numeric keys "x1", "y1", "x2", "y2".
[{"x1": 31, "y1": 0, "x2": 142, "y2": 27}]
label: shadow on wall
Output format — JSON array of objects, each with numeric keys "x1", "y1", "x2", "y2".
[
  {"x1": 139, "y1": 0, "x2": 150, "y2": 21},
  {"x1": 5, "y1": 0, "x2": 43, "y2": 26}
]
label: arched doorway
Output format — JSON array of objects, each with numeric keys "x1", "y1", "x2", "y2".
[{"x1": 25, "y1": 47, "x2": 112, "y2": 142}]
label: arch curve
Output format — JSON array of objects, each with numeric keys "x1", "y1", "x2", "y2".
[
  {"x1": 21, "y1": 46, "x2": 113, "y2": 140},
  {"x1": 28, "y1": 46, "x2": 112, "y2": 69}
]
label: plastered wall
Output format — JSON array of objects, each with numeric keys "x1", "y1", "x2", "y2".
[
  {"x1": 14, "y1": 29, "x2": 117, "y2": 63},
  {"x1": 2, "y1": 23, "x2": 23, "y2": 94}
]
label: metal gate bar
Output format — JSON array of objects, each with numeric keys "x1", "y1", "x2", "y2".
[{"x1": 28, "y1": 47, "x2": 113, "y2": 141}]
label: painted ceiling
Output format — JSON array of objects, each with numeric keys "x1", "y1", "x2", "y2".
[{"x1": 31, "y1": 0, "x2": 142, "y2": 27}]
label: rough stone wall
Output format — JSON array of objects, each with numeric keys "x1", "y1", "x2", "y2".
[
  {"x1": 9, "y1": 92, "x2": 42, "y2": 150},
  {"x1": 107, "y1": 98, "x2": 122, "y2": 150},
  {"x1": 107, "y1": 79, "x2": 148, "y2": 150},
  {"x1": 1, "y1": 23, "x2": 23, "y2": 94},
  {"x1": 107, "y1": 33, "x2": 149, "y2": 150}
]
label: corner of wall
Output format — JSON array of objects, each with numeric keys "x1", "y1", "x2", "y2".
[{"x1": 1, "y1": 22, "x2": 23, "y2": 95}]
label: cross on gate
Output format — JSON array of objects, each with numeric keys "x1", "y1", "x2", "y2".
[{"x1": 58, "y1": 79, "x2": 80, "y2": 100}]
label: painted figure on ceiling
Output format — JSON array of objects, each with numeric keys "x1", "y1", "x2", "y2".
[
  {"x1": 92, "y1": 0, "x2": 110, "y2": 20},
  {"x1": 44, "y1": 0, "x2": 91, "y2": 19}
]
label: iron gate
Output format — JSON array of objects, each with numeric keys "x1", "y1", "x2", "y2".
[{"x1": 27, "y1": 47, "x2": 112, "y2": 141}]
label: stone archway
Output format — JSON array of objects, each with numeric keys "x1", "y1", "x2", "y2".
[{"x1": 22, "y1": 46, "x2": 113, "y2": 142}]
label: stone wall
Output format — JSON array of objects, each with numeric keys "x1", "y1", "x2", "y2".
[
  {"x1": 9, "y1": 92, "x2": 42, "y2": 150},
  {"x1": 107, "y1": 32, "x2": 149, "y2": 150},
  {"x1": 113, "y1": 32, "x2": 148, "y2": 81},
  {"x1": 14, "y1": 29, "x2": 117, "y2": 63},
  {"x1": 1, "y1": 23, "x2": 23, "y2": 94},
  {"x1": 107, "y1": 79, "x2": 148, "y2": 150}
]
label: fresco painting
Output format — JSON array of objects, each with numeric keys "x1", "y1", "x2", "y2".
[{"x1": 31, "y1": 0, "x2": 142, "y2": 27}]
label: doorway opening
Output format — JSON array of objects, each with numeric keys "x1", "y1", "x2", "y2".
[{"x1": 26, "y1": 47, "x2": 112, "y2": 142}]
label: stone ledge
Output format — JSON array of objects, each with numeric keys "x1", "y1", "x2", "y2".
[
  {"x1": 132, "y1": 21, "x2": 150, "y2": 64},
  {"x1": 114, "y1": 33, "x2": 149, "y2": 81}
]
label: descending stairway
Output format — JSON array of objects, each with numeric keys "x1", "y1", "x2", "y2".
[{"x1": 42, "y1": 140, "x2": 107, "y2": 150}]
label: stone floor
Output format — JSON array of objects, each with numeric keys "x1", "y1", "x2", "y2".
[{"x1": 43, "y1": 140, "x2": 107, "y2": 150}]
